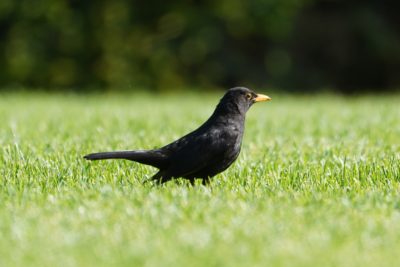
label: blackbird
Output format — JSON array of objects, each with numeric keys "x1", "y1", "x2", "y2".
[{"x1": 84, "y1": 87, "x2": 271, "y2": 184}]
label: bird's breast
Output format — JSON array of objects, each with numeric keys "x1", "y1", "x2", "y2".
[{"x1": 219, "y1": 126, "x2": 243, "y2": 154}]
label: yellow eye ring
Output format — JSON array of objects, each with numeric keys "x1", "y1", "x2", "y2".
[{"x1": 246, "y1": 93, "x2": 252, "y2": 100}]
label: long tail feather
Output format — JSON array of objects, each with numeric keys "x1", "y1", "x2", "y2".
[{"x1": 84, "y1": 150, "x2": 168, "y2": 169}]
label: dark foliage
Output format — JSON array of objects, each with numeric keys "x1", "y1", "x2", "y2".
[{"x1": 0, "y1": 0, "x2": 399, "y2": 92}]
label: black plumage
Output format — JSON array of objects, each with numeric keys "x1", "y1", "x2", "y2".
[{"x1": 84, "y1": 87, "x2": 271, "y2": 184}]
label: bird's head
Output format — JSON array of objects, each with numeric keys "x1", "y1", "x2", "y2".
[{"x1": 218, "y1": 87, "x2": 271, "y2": 115}]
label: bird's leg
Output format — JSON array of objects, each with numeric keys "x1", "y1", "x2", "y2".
[
  {"x1": 143, "y1": 171, "x2": 171, "y2": 185},
  {"x1": 202, "y1": 177, "x2": 211, "y2": 186}
]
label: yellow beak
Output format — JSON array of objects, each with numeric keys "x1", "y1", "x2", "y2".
[{"x1": 254, "y1": 94, "x2": 272, "y2": 102}]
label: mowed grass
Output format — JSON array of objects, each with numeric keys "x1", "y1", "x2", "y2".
[{"x1": 0, "y1": 91, "x2": 399, "y2": 267}]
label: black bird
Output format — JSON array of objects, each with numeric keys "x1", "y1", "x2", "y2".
[{"x1": 84, "y1": 87, "x2": 271, "y2": 184}]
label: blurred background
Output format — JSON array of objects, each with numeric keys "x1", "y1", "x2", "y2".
[{"x1": 0, "y1": 0, "x2": 399, "y2": 93}]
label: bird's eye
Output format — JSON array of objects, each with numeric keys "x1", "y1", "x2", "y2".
[{"x1": 246, "y1": 93, "x2": 252, "y2": 100}]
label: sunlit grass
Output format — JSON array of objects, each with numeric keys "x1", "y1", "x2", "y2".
[{"x1": 0, "y1": 92, "x2": 399, "y2": 267}]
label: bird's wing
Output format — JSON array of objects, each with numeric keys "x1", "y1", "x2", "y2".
[{"x1": 162, "y1": 128, "x2": 233, "y2": 178}]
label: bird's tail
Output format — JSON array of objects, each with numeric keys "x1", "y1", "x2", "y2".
[
  {"x1": 84, "y1": 150, "x2": 167, "y2": 169},
  {"x1": 84, "y1": 151, "x2": 135, "y2": 160}
]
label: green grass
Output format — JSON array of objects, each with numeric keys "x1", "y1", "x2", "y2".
[{"x1": 0, "y1": 92, "x2": 399, "y2": 267}]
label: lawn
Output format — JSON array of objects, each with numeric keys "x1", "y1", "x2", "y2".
[{"x1": 0, "y1": 92, "x2": 399, "y2": 267}]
